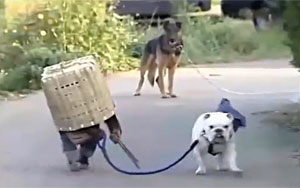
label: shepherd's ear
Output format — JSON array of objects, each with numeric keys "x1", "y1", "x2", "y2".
[
  {"x1": 176, "y1": 21, "x2": 182, "y2": 30},
  {"x1": 203, "y1": 113, "x2": 210, "y2": 120},
  {"x1": 163, "y1": 20, "x2": 170, "y2": 31}
]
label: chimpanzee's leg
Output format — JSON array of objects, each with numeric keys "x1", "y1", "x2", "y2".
[
  {"x1": 78, "y1": 139, "x2": 98, "y2": 169},
  {"x1": 59, "y1": 132, "x2": 80, "y2": 171}
]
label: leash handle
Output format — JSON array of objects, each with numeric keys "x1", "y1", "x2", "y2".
[
  {"x1": 118, "y1": 140, "x2": 140, "y2": 169},
  {"x1": 98, "y1": 133, "x2": 199, "y2": 175}
]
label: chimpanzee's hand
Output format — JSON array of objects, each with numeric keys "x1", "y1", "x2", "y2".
[{"x1": 109, "y1": 129, "x2": 122, "y2": 144}]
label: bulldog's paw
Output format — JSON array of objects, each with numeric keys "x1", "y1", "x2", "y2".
[
  {"x1": 195, "y1": 167, "x2": 206, "y2": 175},
  {"x1": 133, "y1": 92, "x2": 141, "y2": 96},
  {"x1": 230, "y1": 167, "x2": 243, "y2": 173},
  {"x1": 216, "y1": 166, "x2": 229, "y2": 171}
]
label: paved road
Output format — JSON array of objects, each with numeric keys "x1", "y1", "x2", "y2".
[{"x1": 1, "y1": 60, "x2": 300, "y2": 187}]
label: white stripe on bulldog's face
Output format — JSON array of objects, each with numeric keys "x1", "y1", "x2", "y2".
[{"x1": 203, "y1": 112, "x2": 234, "y2": 142}]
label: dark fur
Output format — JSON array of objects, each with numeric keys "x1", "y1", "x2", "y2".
[{"x1": 134, "y1": 20, "x2": 184, "y2": 98}]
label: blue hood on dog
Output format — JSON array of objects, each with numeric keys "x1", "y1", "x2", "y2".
[{"x1": 216, "y1": 98, "x2": 246, "y2": 132}]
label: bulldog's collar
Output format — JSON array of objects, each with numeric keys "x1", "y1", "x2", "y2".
[
  {"x1": 200, "y1": 130, "x2": 232, "y2": 156},
  {"x1": 208, "y1": 144, "x2": 220, "y2": 156}
]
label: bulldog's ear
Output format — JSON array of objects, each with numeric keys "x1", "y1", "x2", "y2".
[
  {"x1": 203, "y1": 113, "x2": 210, "y2": 120},
  {"x1": 226, "y1": 113, "x2": 234, "y2": 121}
]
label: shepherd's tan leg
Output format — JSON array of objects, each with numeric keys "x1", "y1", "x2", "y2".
[
  {"x1": 134, "y1": 55, "x2": 154, "y2": 96},
  {"x1": 158, "y1": 64, "x2": 168, "y2": 99},
  {"x1": 167, "y1": 66, "x2": 177, "y2": 98}
]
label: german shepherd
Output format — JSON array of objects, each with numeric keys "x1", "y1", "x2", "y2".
[{"x1": 134, "y1": 19, "x2": 183, "y2": 98}]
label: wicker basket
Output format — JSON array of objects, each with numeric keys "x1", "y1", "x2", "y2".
[{"x1": 41, "y1": 55, "x2": 115, "y2": 132}]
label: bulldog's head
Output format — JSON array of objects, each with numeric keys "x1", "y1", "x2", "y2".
[{"x1": 202, "y1": 112, "x2": 234, "y2": 143}]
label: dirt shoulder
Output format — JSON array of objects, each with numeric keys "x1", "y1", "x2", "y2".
[{"x1": 255, "y1": 103, "x2": 300, "y2": 132}]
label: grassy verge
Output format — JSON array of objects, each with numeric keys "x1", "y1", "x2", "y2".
[
  {"x1": 259, "y1": 103, "x2": 300, "y2": 132},
  {"x1": 143, "y1": 17, "x2": 290, "y2": 65}
]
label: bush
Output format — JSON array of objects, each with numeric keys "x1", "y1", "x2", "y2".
[
  {"x1": 166, "y1": 0, "x2": 289, "y2": 64},
  {"x1": 0, "y1": 0, "x2": 142, "y2": 92},
  {"x1": 174, "y1": 14, "x2": 290, "y2": 64},
  {"x1": 0, "y1": 44, "x2": 26, "y2": 70},
  {"x1": 47, "y1": 0, "x2": 141, "y2": 73},
  {"x1": 0, "y1": 65, "x2": 32, "y2": 91},
  {"x1": 282, "y1": 1, "x2": 300, "y2": 67},
  {"x1": 0, "y1": 46, "x2": 77, "y2": 91},
  {"x1": 181, "y1": 18, "x2": 258, "y2": 63},
  {"x1": 0, "y1": 0, "x2": 5, "y2": 31},
  {"x1": 0, "y1": 1, "x2": 65, "y2": 92},
  {"x1": 142, "y1": 14, "x2": 289, "y2": 64}
]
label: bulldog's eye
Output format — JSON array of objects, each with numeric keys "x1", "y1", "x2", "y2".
[
  {"x1": 223, "y1": 125, "x2": 229, "y2": 129},
  {"x1": 209, "y1": 125, "x2": 214, "y2": 129}
]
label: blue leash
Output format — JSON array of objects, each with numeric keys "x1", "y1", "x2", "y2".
[{"x1": 97, "y1": 134, "x2": 199, "y2": 175}]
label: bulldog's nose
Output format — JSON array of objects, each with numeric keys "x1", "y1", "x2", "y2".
[{"x1": 215, "y1": 128, "x2": 223, "y2": 134}]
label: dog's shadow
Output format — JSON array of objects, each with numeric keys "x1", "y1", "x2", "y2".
[
  {"x1": 170, "y1": 167, "x2": 244, "y2": 179},
  {"x1": 204, "y1": 170, "x2": 244, "y2": 178}
]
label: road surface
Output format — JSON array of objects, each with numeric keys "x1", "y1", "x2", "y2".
[{"x1": 0, "y1": 60, "x2": 300, "y2": 187}]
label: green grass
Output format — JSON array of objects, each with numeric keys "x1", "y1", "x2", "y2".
[{"x1": 248, "y1": 27, "x2": 291, "y2": 60}]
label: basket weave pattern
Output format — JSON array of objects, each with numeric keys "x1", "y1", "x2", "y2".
[{"x1": 42, "y1": 56, "x2": 115, "y2": 132}]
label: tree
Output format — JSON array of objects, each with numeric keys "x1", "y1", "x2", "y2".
[
  {"x1": 282, "y1": 1, "x2": 300, "y2": 68},
  {"x1": 0, "y1": 0, "x2": 5, "y2": 32}
]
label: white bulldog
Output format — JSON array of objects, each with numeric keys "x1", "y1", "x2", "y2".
[{"x1": 191, "y1": 112, "x2": 242, "y2": 175}]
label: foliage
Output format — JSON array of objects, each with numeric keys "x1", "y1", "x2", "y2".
[
  {"x1": 164, "y1": 2, "x2": 290, "y2": 64},
  {"x1": 2, "y1": 4, "x2": 62, "y2": 47},
  {"x1": 0, "y1": 0, "x2": 5, "y2": 31},
  {"x1": 0, "y1": 44, "x2": 25, "y2": 70},
  {"x1": 0, "y1": 46, "x2": 78, "y2": 91},
  {"x1": 282, "y1": 1, "x2": 300, "y2": 68},
  {"x1": 0, "y1": 0, "x2": 142, "y2": 92},
  {"x1": 0, "y1": 65, "x2": 34, "y2": 91},
  {"x1": 47, "y1": 0, "x2": 141, "y2": 73},
  {"x1": 0, "y1": 0, "x2": 64, "y2": 92},
  {"x1": 5, "y1": 0, "x2": 46, "y2": 27},
  {"x1": 174, "y1": 15, "x2": 289, "y2": 64},
  {"x1": 142, "y1": 15, "x2": 289, "y2": 65},
  {"x1": 255, "y1": 0, "x2": 300, "y2": 67}
]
